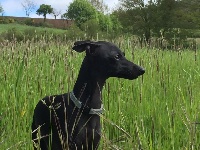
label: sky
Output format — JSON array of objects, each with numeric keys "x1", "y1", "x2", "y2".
[{"x1": 0, "y1": 0, "x2": 120, "y2": 19}]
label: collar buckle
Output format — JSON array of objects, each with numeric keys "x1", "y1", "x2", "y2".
[{"x1": 69, "y1": 91, "x2": 104, "y2": 114}]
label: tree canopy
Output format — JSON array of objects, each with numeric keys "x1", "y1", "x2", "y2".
[
  {"x1": 64, "y1": 0, "x2": 121, "y2": 36},
  {"x1": 88, "y1": 0, "x2": 109, "y2": 14},
  {"x1": 36, "y1": 4, "x2": 53, "y2": 22},
  {"x1": 114, "y1": 0, "x2": 200, "y2": 48},
  {"x1": 65, "y1": 0, "x2": 96, "y2": 27}
]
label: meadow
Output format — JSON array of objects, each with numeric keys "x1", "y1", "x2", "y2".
[
  {"x1": 0, "y1": 23, "x2": 65, "y2": 34},
  {"x1": 0, "y1": 36, "x2": 199, "y2": 150}
]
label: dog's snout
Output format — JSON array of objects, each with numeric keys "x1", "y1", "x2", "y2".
[
  {"x1": 133, "y1": 64, "x2": 145, "y2": 74},
  {"x1": 139, "y1": 67, "x2": 145, "y2": 75}
]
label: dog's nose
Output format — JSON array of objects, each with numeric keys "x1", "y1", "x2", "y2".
[
  {"x1": 140, "y1": 68, "x2": 145, "y2": 75},
  {"x1": 138, "y1": 67, "x2": 145, "y2": 75}
]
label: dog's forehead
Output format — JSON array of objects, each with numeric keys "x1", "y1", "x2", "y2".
[{"x1": 97, "y1": 41, "x2": 122, "y2": 53}]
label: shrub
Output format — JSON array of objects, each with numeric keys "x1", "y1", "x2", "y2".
[
  {"x1": 1, "y1": 27, "x2": 24, "y2": 42},
  {"x1": 0, "y1": 17, "x2": 9, "y2": 24},
  {"x1": 164, "y1": 28, "x2": 191, "y2": 49},
  {"x1": 8, "y1": 18, "x2": 15, "y2": 23},
  {"x1": 80, "y1": 19, "x2": 100, "y2": 38},
  {"x1": 24, "y1": 18, "x2": 34, "y2": 26},
  {"x1": 66, "y1": 24, "x2": 84, "y2": 39},
  {"x1": 31, "y1": 21, "x2": 49, "y2": 28}
]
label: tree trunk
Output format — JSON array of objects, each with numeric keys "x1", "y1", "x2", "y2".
[
  {"x1": 144, "y1": 27, "x2": 151, "y2": 47},
  {"x1": 44, "y1": 15, "x2": 46, "y2": 22}
]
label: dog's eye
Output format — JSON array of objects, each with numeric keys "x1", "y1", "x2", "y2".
[{"x1": 114, "y1": 54, "x2": 121, "y2": 60}]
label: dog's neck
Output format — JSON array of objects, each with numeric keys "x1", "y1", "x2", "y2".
[{"x1": 73, "y1": 58, "x2": 106, "y2": 109}]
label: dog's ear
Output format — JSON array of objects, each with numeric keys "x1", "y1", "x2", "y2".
[{"x1": 72, "y1": 40, "x2": 100, "y2": 54}]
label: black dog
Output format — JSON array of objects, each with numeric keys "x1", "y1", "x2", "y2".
[{"x1": 32, "y1": 40, "x2": 145, "y2": 150}]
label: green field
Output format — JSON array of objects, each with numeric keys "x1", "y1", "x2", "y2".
[
  {"x1": 0, "y1": 36, "x2": 199, "y2": 149},
  {"x1": 0, "y1": 23, "x2": 64, "y2": 34}
]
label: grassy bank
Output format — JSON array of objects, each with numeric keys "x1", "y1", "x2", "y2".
[
  {"x1": 0, "y1": 39, "x2": 199, "y2": 149},
  {"x1": 0, "y1": 23, "x2": 64, "y2": 34}
]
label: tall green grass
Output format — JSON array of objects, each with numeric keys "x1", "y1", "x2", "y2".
[{"x1": 0, "y1": 38, "x2": 199, "y2": 149}]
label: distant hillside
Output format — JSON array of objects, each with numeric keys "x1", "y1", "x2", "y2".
[{"x1": 2, "y1": 16, "x2": 73, "y2": 29}]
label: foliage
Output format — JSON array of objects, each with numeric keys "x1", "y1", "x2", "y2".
[
  {"x1": 110, "y1": 14, "x2": 122, "y2": 33},
  {"x1": 34, "y1": 22, "x2": 53, "y2": 28},
  {"x1": 65, "y1": 0, "x2": 97, "y2": 27},
  {"x1": 173, "y1": 0, "x2": 200, "y2": 29},
  {"x1": 0, "y1": 27, "x2": 24, "y2": 41},
  {"x1": 164, "y1": 28, "x2": 190, "y2": 49},
  {"x1": 24, "y1": 18, "x2": 34, "y2": 26},
  {"x1": 98, "y1": 12, "x2": 113, "y2": 32},
  {"x1": 88, "y1": 0, "x2": 109, "y2": 14},
  {"x1": 117, "y1": 0, "x2": 158, "y2": 45},
  {"x1": 36, "y1": 4, "x2": 53, "y2": 22},
  {"x1": 1, "y1": 23, "x2": 199, "y2": 49},
  {"x1": 0, "y1": 17, "x2": 15, "y2": 24},
  {"x1": 115, "y1": 0, "x2": 200, "y2": 48},
  {"x1": 66, "y1": 24, "x2": 85, "y2": 39},
  {"x1": 65, "y1": 0, "x2": 121, "y2": 36}
]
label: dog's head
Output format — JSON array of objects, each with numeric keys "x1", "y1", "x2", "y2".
[{"x1": 72, "y1": 40, "x2": 145, "y2": 80}]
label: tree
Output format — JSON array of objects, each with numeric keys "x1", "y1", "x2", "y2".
[
  {"x1": 88, "y1": 0, "x2": 109, "y2": 14},
  {"x1": 81, "y1": 19, "x2": 100, "y2": 37},
  {"x1": 65, "y1": 0, "x2": 121, "y2": 36},
  {"x1": 36, "y1": 4, "x2": 53, "y2": 22},
  {"x1": 115, "y1": 0, "x2": 199, "y2": 48},
  {"x1": 173, "y1": 0, "x2": 200, "y2": 29},
  {"x1": 110, "y1": 13, "x2": 122, "y2": 33},
  {"x1": 120, "y1": 0, "x2": 151, "y2": 9},
  {"x1": 0, "y1": 3, "x2": 4, "y2": 16},
  {"x1": 98, "y1": 12, "x2": 113, "y2": 32},
  {"x1": 65, "y1": 0, "x2": 97, "y2": 27},
  {"x1": 118, "y1": 0, "x2": 159, "y2": 46},
  {"x1": 21, "y1": 0, "x2": 36, "y2": 17},
  {"x1": 52, "y1": 8, "x2": 61, "y2": 19}
]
